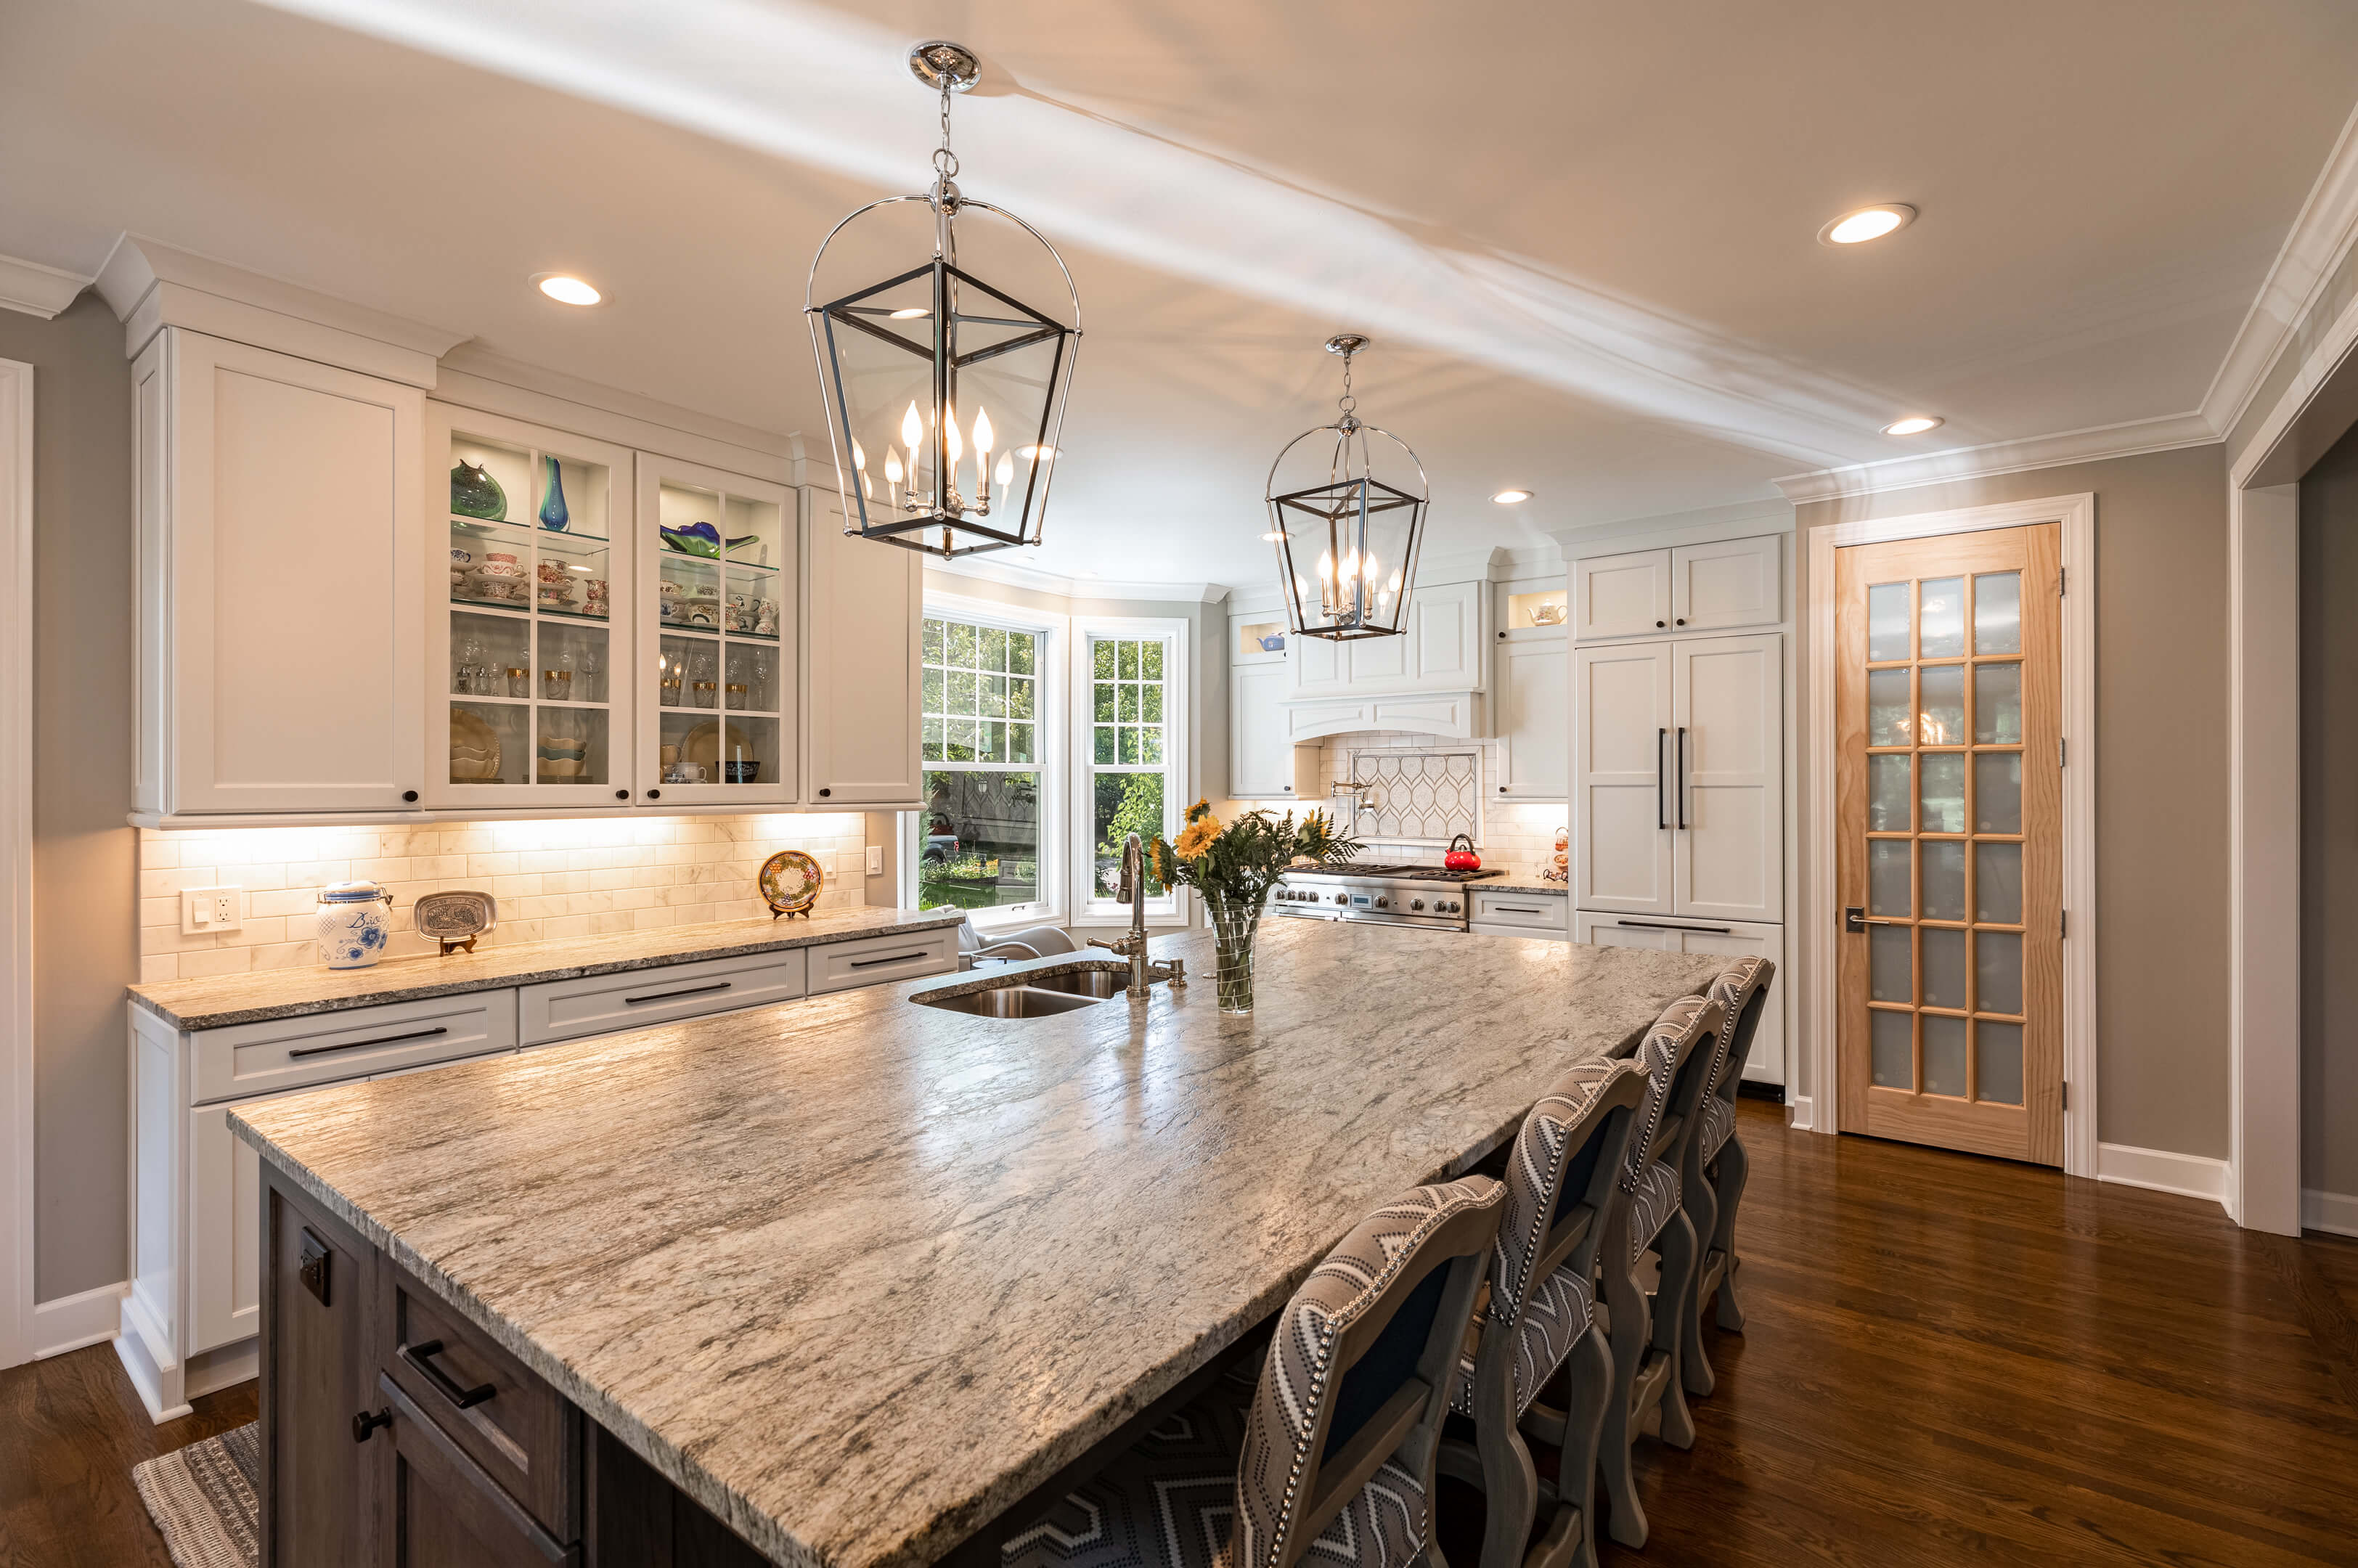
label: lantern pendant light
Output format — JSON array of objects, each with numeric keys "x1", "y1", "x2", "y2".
[
  {"x1": 804, "y1": 41, "x2": 1082, "y2": 557},
  {"x1": 1265, "y1": 335, "x2": 1430, "y2": 640}
]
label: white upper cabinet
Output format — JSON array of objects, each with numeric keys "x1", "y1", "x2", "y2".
[
  {"x1": 1575, "y1": 534, "x2": 1782, "y2": 641},
  {"x1": 1230, "y1": 663, "x2": 1297, "y2": 800},
  {"x1": 1286, "y1": 578, "x2": 1486, "y2": 699},
  {"x1": 636, "y1": 454, "x2": 799, "y2": 808},
  {"x1": 801, "y1": 489, "x2": 923, "y2": 808},
  {"x1": 1670, "y1": 534, "x2": 1782, "y2": 632},
  {"x1": 430, "y1": 404, "x2": 636, "y2": 809},
  {"x1": 1494, "y1": 637, "x2": 1569, "y2": 800},
  {"x1": 136, "y1": 329, "x2": 425, "y2": 815}
]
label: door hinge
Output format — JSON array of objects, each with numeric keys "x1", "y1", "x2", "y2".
[
  {"x1": 2062, "y1": 1081, "x2": 2069, "y2": 1110},
  {"x1": 2057, "y1": 566, "x2": 2066, "y2": 595},
  {"x1": 2061, "y1": 909, "x2": 2068, "y2": 938},
  {"x1": 2059, "y1": 737, "x2": 2066, "y2": 767}
]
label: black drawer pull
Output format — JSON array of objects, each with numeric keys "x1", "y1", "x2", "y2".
[
  {"x1": 1491, "y1": 905, "x2": 1550, "y2": 915},
  {"x1": 849, "y1": 948, "x2": 928, "y2": 968},
  {"x1": 289, "y1": 1026, "x2": 449, "y2": 1060},
  {"x1": 622, "y1": 980, "x2": 733, "y2": 1006},
  {"x1": 399, "y1": 1339, "x2": 497, "y2": 1410},
  {"x1": 352, "y1": 1407, "x2": 391, "y2": 1443},
  {"x1": 1611, "y1": 919, "x2": 1734, "y2": 935}
]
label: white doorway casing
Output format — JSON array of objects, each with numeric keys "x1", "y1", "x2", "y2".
[
  {"x1": 1803, "y1": 494, "x2": 2099, "y2": 1178},
  {"x1": 0, "y1": 358, "x2": 32, "y2": 1371}
]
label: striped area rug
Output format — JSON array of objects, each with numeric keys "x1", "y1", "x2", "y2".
[{"x1": 132, "y1": 1421, "x2": 260, "y2": 1568}]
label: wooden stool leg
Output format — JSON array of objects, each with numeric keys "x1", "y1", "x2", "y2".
[
  {"x1": 1679, "y1": 1167, "x2": 1721, "y2": 1399},
  {"x1": 1651, "y1": 1210, "x2": 1700, "y2": 1451},
  {"x1": 1598, "y1": 1261, "x2": 1649, "y2": 1548},
  {"x1": 1552, "y1": 1326, "x2": 1615, "y2": 1568},
  {"x1": 1474, "y1": 1415, "x2": 1538, "y2": 1568},
  {"x1": 1711, "y1": 1136, "x2": 1751, "y2": 1333}
]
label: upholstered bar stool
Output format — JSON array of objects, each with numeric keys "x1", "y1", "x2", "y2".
[
  {"x1": 1593, "y1": 995, "x2": 1724, "y2": 1551},
  {"x1": 1679, "y1": 957, "x2": 1776, "y2": 1397},
  {"x1": 1002, "y1": 1176, "x2": 1506, "y2": 1568},
  {"x1": 1437, "y1": 1058, "x2": 1647, "y2": 1568}
]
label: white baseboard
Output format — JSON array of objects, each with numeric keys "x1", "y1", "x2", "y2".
[
  {"x1": 2096, "y1": 1142, "x2": 2231, "y2": 1212},
  {"x1": 2301, "y1": 1187, "x2": 2358, "y2": 1238},
  {"x1": 1785, "y1": 1093, "x2": 1819, "y2": 1132},
  {"x1": 32, "y1": 1280, "x2": 126, "y2": 1360}
]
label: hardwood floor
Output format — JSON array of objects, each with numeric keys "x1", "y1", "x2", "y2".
[
  {"x1": 5, "y1": 1102, "x2": 2357, "y2": 1567},
  {"x1": 0, "y1": 1345, "x2": 255, "y2": 1567}
]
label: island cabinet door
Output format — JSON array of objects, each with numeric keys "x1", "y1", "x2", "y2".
[
  {"x1": 260, "y1": 1166, "x2": 377, "y2": 1568},
  {"x1": 370, "y1": 1376, "x2": 582, "y2": 1568}
]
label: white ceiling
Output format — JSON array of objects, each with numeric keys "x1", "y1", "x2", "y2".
[{"x1": 7, "y1": 0, "x2": 2357, "y2": 587}]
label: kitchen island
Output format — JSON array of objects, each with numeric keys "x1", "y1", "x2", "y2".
[{"x1": 232, "y1": 916, "x2": 1723, "y2": 1568}]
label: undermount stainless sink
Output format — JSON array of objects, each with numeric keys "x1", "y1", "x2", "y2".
[
  {"x1": 1024, "y1": 968, "x2": 1125, "y2": 999},
  {"x1": 913, "y1": 971, "x2": 1124, "y2": 1018}
]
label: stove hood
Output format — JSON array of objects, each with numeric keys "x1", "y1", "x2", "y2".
[{"x1": 1281, "y1": 690, "x2": 1482, "y2": 744}]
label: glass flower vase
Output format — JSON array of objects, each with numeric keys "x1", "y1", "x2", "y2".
[{"x1": 1204, "y1": 886, "x2": 1265, "y2": 1015}]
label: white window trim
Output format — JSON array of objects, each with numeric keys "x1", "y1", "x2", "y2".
[
  {"x1": 1070, "y1": 615, "x2": 1192, "y2": 928},
  {"x1": 915, "y1": 592, "x2": 1068, "y2": 932},
  {"x1": 0, "y1": 358, "x2": 31, "y2": 1370}
]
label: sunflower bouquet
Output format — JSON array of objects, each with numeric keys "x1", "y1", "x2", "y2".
[{"x1": 1151, "y1": 800, "x2": 1358, "y2": 1013}]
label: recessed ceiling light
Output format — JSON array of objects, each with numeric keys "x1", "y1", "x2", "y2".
[
  {"x1": 1490, "y1": 489, "x2": 1533, "y2": 505},
  {"x1": 1819, "y1": 205, "x2": 1917, "y2": 246},
  {"x1": 534, "y1": 274, "x2": 603, "y2": 306},
  {"x1": 1882, "y1": 415, "x2": 1944, "y2": 436}
]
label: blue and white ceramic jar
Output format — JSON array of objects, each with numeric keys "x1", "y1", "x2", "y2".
[{"x1": 314, "y1": 881, "x2": 395, "y2": 969}]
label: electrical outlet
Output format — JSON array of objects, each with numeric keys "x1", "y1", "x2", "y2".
[
  {"x1": 865, "y1": 846, "x2": 884, "y2": 877},
  {"x1": 181, "y1": 886, "x2": 245, "y2": 935}
]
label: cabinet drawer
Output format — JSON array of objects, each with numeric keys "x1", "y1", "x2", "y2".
[
  {"x1": 518, "y1": 950, "x2": 809, "y2": 1047},
  {"x1": 376, "y1": 1375, "x2": 582, "y2": 1564},
  {"x1": 192, "y1": 992, "x2": 517, "y2": 1104},
  {"x1": 1471, "y1": 890, "x2": 1569, "y2": 933},
  {"x1": 808, "y1": 928, "x2": 958, "y2": 993},
  {"x1": 380, "y1": 1270, "x2": 581, "y2": 1543}
]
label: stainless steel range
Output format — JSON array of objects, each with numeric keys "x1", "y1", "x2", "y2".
[{"x1": 1270, "y1": 863, "x2": 1505, "y2": 931}]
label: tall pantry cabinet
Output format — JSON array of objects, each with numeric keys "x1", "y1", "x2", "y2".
[{"x1": 1569, "y1": 533, "x2": 1787, "y2": 1086}]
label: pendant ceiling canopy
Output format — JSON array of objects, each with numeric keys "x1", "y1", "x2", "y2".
[
  {"x1": 804, "y1": 41, "x2": 1082, "y2": 558},
  {"x1": 1266, "y1": 335, "x2": 1430, "y2": 641}
]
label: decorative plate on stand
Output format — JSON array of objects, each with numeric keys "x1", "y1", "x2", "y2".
[{"x1": 759, "y1": 849, "x2": 823, "y2": 919}]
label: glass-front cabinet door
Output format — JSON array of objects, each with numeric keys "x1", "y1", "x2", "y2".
[
  {"x1": 428, "y1": 407, "x2": 636, "y2": 808},
  {"x1": 633, "y1": 455, "x2": 799, "y2": 807}
]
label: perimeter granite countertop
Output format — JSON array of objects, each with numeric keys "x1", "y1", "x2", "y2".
[
  {"x1": 128, "y1": 905, "x2": 965, "y2": 1032},
  {"x1": 1480, "y1": 863, "x2": 1571, "y2": 896},
  {"x1": 231, "y1": 918, "x2": 1723, "y2": 1568}
]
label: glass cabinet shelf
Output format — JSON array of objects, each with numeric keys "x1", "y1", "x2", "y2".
[{"x1": 648, "y1": 472, "x2": 788, "y2": 797}]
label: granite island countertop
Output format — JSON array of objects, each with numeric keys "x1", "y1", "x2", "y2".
[
  {"x1": 230, "y1": 917, "x2": 1723, "y2": 1568},
  {"x1": 128, "y1": 905, "x2": 966, "y2": 1032}
]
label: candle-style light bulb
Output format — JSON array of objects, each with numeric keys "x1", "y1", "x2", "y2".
[
  {"x1": 899, "y1": 404, "x2": 923, "y2": 449},
  {"x1": 945, "y1": 408, "x2": 963, "y2": 466},
  {"x1": 994, "y1": 450, "x2": 1013, "y2": 510},
  {"x1": 973, "y1": 407, "x2": 994, "y2": 459},
  {"x1": 852, "y1": 438, "x2": 867, "y2": 472},
  {"x1": 884, "y1": 450, "x2": 903, "y2": 484}
]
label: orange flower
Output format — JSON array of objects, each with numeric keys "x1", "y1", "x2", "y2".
[{"x1": 1172, "y1": 813, "x2": 1222, "y2": 859}]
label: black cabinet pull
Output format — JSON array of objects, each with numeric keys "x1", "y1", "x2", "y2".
[
  {"x1": 399, "y1": 1339, "x2": 497, "y2": 1410},
  {"x1": 1676, "y1": 727, "x2": 1689, "y2": 829},
  {"x1": 353, "y1": 1407, "x2": 391, "y2": 1443},
  {"x1": 1612, "y1": 918, "x2": 1734, "y2": 935},
  {"x1": 401, "y1": 790, "x2": 419, "y2": 803},
  {"x1": 1657, "y1": 728, "x2": 1668, "y2": 830},
  {"x1": 818, "y1": 787, "x2": 832, "y2": 797},
  {"x1": 616, "y1": 788, "x2": 629, "y2": 800},
  {"x1": 289, "y1": 1025, "x2": 448, "y2": 1061},
  {"x1": 647, "y1": 788, "x2": 661, "y2": 799},
  {"x1": 622, "y1": 980, "x2": 732, "y2": 1006},
  {"x1": 849, "y1": 949, "x2": 926, "y2": 968}
]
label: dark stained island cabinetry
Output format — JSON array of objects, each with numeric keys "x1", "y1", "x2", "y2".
[{"x1": 260, "y1": 1165, "x2": 769, "y2": 1567}]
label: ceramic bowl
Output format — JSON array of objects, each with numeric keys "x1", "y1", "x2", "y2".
[{"x1": 537, "y1": 759, "x2": 585, "y2": 780}]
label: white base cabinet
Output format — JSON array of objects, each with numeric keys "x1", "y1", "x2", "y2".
[{"x1": 1574, "y1": 913, "x2": 1785, "y2": 1087}]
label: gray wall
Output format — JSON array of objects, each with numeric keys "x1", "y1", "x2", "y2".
[
  {"x1": 0, "y1": 294, "x2": 136, "y2": 1302},
  {"x1": 2300, "y1": 425, "x2": 2358, "y2": 1199},
  {"x1": 1799, "y1": 443, "x2": 2232, "y2": 1159}
]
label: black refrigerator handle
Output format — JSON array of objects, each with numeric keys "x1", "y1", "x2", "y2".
[
  {"x1": 1656, "y1": 728, "x2": 1667, "y2": 830},
  {"x1": 1676, "y1": 727, "x2": 1688, "y2": 829}
]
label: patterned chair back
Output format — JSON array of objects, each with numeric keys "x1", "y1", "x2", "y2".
[
  {"x1": 1231, "y1": 1177, "x2": 1506, "y2": 1568},
  {"x1": 1618, "y1": 995, "x2": 1726, "y2": 1188},
  {"x1": 1703, "y1": 957, "x2": 1776, "y2": 1105}
]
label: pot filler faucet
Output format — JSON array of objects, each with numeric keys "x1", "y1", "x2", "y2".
[{"x1": 1088, "y1": 833, "x2": 1186, "y2": 999}]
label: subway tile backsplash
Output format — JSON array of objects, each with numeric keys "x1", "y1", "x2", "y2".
[{"x1": 135, "y1": 814, "x2": 870, "y2": 983}]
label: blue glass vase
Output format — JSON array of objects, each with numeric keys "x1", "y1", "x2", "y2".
[{"x1": 538, "y1": 456, "x2": 569, "y2": 531}]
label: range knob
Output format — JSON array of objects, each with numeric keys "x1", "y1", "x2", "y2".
[
  {"x1": 1334, "y1": 893, "x2": 1350, "y2": 906},
  {"x1": 1411, "y1": 899, "x2": 1426, "y2": 912},
  {"x1": 1374, "y1": 897, "x2": 1390, "y2": 910}
]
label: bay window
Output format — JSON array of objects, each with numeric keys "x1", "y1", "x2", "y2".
[
  {"x1": 1073, "y1": 618, "x2": 1190, "y2": 923},
  {"x1": 918, "y1": 608, "x2": 1056, "y2": 923}
]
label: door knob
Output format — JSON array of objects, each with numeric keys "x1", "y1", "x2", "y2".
[
  {"x1": 1845, "y1": 906, "x2": 1866, "y2": 934},
  {"x1": 352, "y1": 1408, "x2": 391, "y2": 1443}
]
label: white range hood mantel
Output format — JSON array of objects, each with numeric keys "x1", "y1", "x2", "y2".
[{"x1": 1284, "y1": 690, "x2": 1482, "y2": 743}]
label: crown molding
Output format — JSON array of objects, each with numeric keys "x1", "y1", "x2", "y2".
[
  {"x1": 1774, "y1": 410, "x2": 2219, "y2": 505},
  {"x1": 1545, "y1": 497, "x2": 1792, "y2": 547},
  {"x1": 0, "y1": 253, "x2": 90, "y2": 320},
  {"x1": 93, "y1": 233, "x2": 468, "y2": 385},
  {"x1": 434, "y1": 344, "x2": 798, "y2": 485},
  {"x1": 929, "y1": 552, "x2": 1226, "y2": 605}
]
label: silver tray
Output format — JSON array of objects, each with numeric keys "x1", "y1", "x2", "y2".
[{"x1": 413, "y1": 889, "x2": 497, "y2": 954}]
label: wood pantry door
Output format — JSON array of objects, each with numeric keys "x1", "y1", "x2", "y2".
[{"x1": 1835, "y1": 526, "x2": 2062, "y2": 1164}]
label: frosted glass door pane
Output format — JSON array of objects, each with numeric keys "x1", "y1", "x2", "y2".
[
  {"x1": 1921, "y1": 841, "x2": 1966, "y2": 921},
  {"x1": 1921, "y1": 928, "x2": 1967, "y2": 1010},
  {"x1": 1973, "y1": 572, "x2": 2021, "y2": 654},
  {"x1": 1977, "y1": 1021, "x2": 2024, "y2": 1104},
  {"x1": 1922, "y1": 1016, "x2": 1968, "y2": 1097},
  {"x1": 1974, "y1": 662, "x2": 2022, "y2": 743},
  {"x1": 1868, "y1": 582, "x2": 1912, "y2": 662},
  {"x1": 1869, "y1": 839, "x2": 1912, "y2": 916},
  {"x1": 1975, "y1": 753, "x2": 2022, "y2": 833},
  {"x1": 1977, "y1": 930, "x2": 2023, "y2": 1015},
  {"x1": 1919, "y1": 577, "x2": 1965, "y2": 658},
  {"x1": 1870, "y1": 924, "x2": 1912, "y2": 1003},
  {"x1": 1920, "y1": 754, "x2": 1965, "y2": 833},
  {"x1": 1868, "y1": 755, "x2": 1912, "y2": 831},
  {"x1": 1872, "y1": 1010, "x2": 1913, "y2": 1088},
  {"x1": 1975, "y1": 842, "x2": 2023, "y2": 923},
  {"x1": 1919, "y1": 665, "x2": 1964, "y2": 746},
  {"x1": 1868, "y1": 668, "x2": 1914, "y2": 748}
]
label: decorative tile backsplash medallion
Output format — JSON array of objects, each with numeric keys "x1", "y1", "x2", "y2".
[
  {"x1": 1337, "y1": 748, "x2": 1482, "y2": 848},
  {"x1": 1230, "y1": 730, "x2": 1563, "y2": 870},
  {"x1": 136, "y1": 813, "x2": 870, "y2": 982}
]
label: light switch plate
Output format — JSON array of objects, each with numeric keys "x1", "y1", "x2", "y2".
[
  {"x1": 865, "y1": 846, "x2": 884, "y2": 877},
  {"x1": 181, "y1": 886, "x2": 244, "y2": 935}
]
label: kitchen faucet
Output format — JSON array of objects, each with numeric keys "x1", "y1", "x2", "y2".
[{"x1": 1088, "y1": 833, "x2": 1185, "y2": 998}]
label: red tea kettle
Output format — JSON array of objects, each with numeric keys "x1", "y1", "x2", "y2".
[{"x1": 1445, "y1": 833, "x2": 1482, "y2": 872}]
